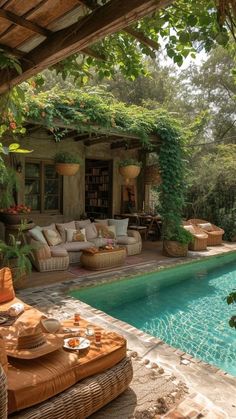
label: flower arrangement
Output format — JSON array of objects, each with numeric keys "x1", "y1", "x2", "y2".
[{"x1": 0, "y1": 204, "x2": 31, "y2": 214}]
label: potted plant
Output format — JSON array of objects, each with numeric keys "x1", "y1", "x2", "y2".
[
  {"x1": 162, "y1": 224, "x2": 193, "y2": 257},
  {"x1": 0, "y1": 223, "x2": 34, "y2": 289},
  {"x1": 118, "y1": 158, "x2": 142, "y2": 180},
  {"x1": 54, "y1": 152, "x2": 80, "y2": 176},
  {"x1": 0, "y1": 204, "x2": 31, "y2": 225}
]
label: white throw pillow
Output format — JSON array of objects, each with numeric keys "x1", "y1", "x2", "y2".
[
  {"x1": 108, "y1": 218, "x2": 128, "y2": 236},
  {"x1": 198, "y1": 222, "x2": 213, "y2": 232},
  {"x1": 183, "y1": 225, "x2": 195, "y2": 234},
  {"x1": 29, "y1": 226, "x2": 48, "y2": 244}
]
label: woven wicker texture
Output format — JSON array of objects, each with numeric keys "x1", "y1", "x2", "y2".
[
  {"x1": 37, "y1": 255, "x2": 69, "y2": 272},
  {"x1": 81, "y1": 248, "x2": 126, "y2": 270},
  {"x1": 8, "y1": 357, "x2": 132, "y2": 419},
  {"x1": 187, "y1": 219, "x2": 224, "y2": 246},
  {"x1": 0, "y1": 365, "x2": 7, "y2": 419},
  {"x1": 183, "y1": 223, "x2": 208, "y2": 251}
]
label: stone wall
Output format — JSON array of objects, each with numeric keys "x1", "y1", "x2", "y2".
[{"x1": 3, "y1": 129, "x2": 139, "y2": 227}]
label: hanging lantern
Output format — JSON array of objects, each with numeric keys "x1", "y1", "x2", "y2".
[{"x1": 144, "y1": 165, "x2": 161, "y2": 185}]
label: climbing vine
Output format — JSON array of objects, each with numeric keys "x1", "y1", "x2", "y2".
[{"x1": 20, "y1": 86, "x2": 190, "y2": 242}]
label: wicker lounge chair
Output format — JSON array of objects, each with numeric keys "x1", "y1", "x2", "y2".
[
  {"x1": 0, "y1": 357, "x2": 132, "y2": 419},
  {"x1": 187, "y1": 219, "x2": 224, "y2": 246},
  {"x1": 183, "y1": 222, "x2": 208, "y2": 251}
]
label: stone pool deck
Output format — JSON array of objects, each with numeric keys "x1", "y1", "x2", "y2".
[{"x1": 17, "y1": 242, "x2": 236, "y2": 418}]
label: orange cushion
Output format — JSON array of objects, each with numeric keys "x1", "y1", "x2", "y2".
[
  {"x1": 0, "y1": 334, "x2": 8, "y2": 373},
  {"x1": 7, "y1": 318, "x2": 126, "y2": 413},
  {"x1": 0, "y1": 267, "x2": 15, "y2": 304}
]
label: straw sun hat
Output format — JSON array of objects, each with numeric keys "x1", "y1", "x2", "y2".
[{"x1": 5, "y1": 322, "x2": 63, "y2": 359}]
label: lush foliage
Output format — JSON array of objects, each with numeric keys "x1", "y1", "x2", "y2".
[
  {"x1": 226, "y1": 290, "x2": 236, "y2": 329},
  {"x1": 0, "y1": 223, "x2": 33, "y2": 282},
  {"x1": 19, "y1": 86, "x2": 187, "y2": 241},
  {"x1": 54, "y1": 152, "x2": 80, "y2": 164},
  {"x1": 52, "y1": 0, "x2": 235, "y2": 83},
  {"x1": 118, "y1": 159, "x2": 142, "y2": 168},
  {"x1": 185, "y1": 144, "x2": 236, "y2": 239}
]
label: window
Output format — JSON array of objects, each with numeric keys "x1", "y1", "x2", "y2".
[{"x1": 25, "y1": 160, "x2": 62, "y2": 213}]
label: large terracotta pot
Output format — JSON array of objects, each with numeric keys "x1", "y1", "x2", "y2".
[
  {"x1": 162, "y1": 240, "x2": 188, "y2": 257},
  {"x1": 119, "y1": 165, "x2": 141, "y2": 179},
  {"x1": 55, "y1": 163, "x2": 80, "y2": 176},
  {"x1": 144, "y1": 165, "x2": 161, "y2": 185}
]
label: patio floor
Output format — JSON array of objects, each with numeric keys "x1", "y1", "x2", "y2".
[
  {"x1": 24, "y1": 240, "x2": 236, "y2": 289},
  {"x1": 16, "y1": 240, "x2": 236, "y2": 417}
]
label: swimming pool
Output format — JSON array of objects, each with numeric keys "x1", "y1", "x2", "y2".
[{"x1": 71, "y1": 252, "x2": 236, "y2": 376}]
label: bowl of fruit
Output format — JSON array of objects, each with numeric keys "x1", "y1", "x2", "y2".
[{"x1": 0, "y1": 205, "x2": 31, "y2": 225}]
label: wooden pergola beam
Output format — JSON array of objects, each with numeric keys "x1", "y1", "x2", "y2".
[
  {"x1": 0, "y1": 43, "x2": 24, "y2": 58},
  {"x1": 0, "y1": 8, "x2": 51, "y2": 37},
  {"x1": 80, "y1": 0, "x2": 159, "y2": 51},
  {"x1": 0, "y1": 0, "x2": 173, "y2": 93},
  {"x1": 125, "y1": 27, "x2": 159, "y2": 51}
]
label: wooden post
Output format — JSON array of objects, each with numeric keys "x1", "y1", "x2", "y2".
[{"x1": 137, "y1": 150, "x2": 147, "y2": 212}]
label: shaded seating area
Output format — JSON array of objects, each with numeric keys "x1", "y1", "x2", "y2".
[{"x1": 187, "y1": 219, "x2": 225, "y2": 246}]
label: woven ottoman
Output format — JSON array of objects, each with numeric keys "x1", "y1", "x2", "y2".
[{"x1": 81, "y1": 248, "x2": 126, "y2": 270}]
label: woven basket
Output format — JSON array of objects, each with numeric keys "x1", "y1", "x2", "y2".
[
  {"x1": 55, "y1": 163, "x2": 80, "y2": 176},
  {"x1": 119, "y1": 165, "x2": 141, "y2": 179},
  {"x1": 163, "y1": 240, "x2": 188, "y2": 257},
  {"x1": 144, "y1": 165, "x2": 161, "y2": 185}
]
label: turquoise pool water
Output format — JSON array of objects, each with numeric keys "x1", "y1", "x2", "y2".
[{"x1": 71, "y1": 253, "x2": 236, "y2": 376}]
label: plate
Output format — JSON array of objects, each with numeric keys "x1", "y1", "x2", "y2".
[
  {"x1": 0, "y1": 316, "x2": 7, "y2": 324},
  {"x1": 63, "y1": 337, "x2": 90, "y2": 351}
]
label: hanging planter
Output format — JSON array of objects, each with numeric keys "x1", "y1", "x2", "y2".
[
  {"x1": 144, "y1": 165, "x2": 161, "y2": 185},
  {"x1": 54, "y1": 152, "x2": 80, "y2": 176},
  {"x1": 118, "y1": 159, "x2": 142, "y2": 182}
]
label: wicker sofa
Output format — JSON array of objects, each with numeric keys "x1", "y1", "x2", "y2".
[
  {"x1": 27, "y1": 218, "x2": 142, "y2": 272},
  {"x1": 0, "y1": 268, "x2": 133, "y2": 418}
]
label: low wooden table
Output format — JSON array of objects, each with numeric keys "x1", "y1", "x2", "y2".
[{"x1": 80, "y1": 247, "x2": 126, "y2": 270}]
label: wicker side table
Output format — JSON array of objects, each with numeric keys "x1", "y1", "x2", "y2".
[{"x1": 81, "y1": 247, "x2": 127, "y2": 270}]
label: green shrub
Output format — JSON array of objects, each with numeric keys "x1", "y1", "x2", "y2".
[
  {"x1": 118, "y1": 158, "x2": 142, "y2": 168},
  {"x1": 54, "y1": 152, "x2": 80, "y2": 164}
]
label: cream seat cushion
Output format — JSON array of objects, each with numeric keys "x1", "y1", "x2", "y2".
[
  {"x1": 116, "y1": 236, "x2": 136, "y2": 245},
  {"x1": 56, "y1": 221, "x2": 76, "y2": 242}
]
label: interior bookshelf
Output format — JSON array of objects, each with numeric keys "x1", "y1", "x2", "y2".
[{"x1": 85, "y1": 159, "x2": 113, "y2": 219}]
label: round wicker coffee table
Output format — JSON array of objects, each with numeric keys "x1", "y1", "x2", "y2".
[{"x1": 81, "y1": 247, "x2": 126, "y2": 270}]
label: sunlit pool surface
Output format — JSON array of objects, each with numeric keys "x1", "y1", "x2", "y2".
[{"x1": 70, "y1": 253, "x2": 236, "y2": 376}]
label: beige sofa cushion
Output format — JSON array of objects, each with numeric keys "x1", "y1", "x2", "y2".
[
  {"x1": 43, "y1": 229, "x2": 63, "y2": 246},
  {"x1": 75, "y1": 219, "x2": 91, "y2": 229},
  {"x1": 51, "y1": 248, "x2": 68, "y2": 258},
  {"x1": 63, "y1": 242, "x2": 93, "y2": 252},
  {"x1": 85, "y1": 223, "x2": 98, "y2": 240},
  {"x1": 56, "y1": 221, "x2": 76, "y2": 242},
  {"x1": 116, "y1": 236, "x2": 136, "y2": 245}
]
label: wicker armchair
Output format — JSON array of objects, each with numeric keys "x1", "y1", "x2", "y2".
[
  {"x1": 183, "y1": 223, "x2": 208, "y2": 251},
  {"x1": 0, "y1": 357, "x2": 133, "y2": 419},
  {"x1": 187, "y1": 219, "x2": 224, "y2": 246}
]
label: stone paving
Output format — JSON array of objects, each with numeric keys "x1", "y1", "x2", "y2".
[{"x1": 17, "y1": 244, "x2": 236, "y2": 418}]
